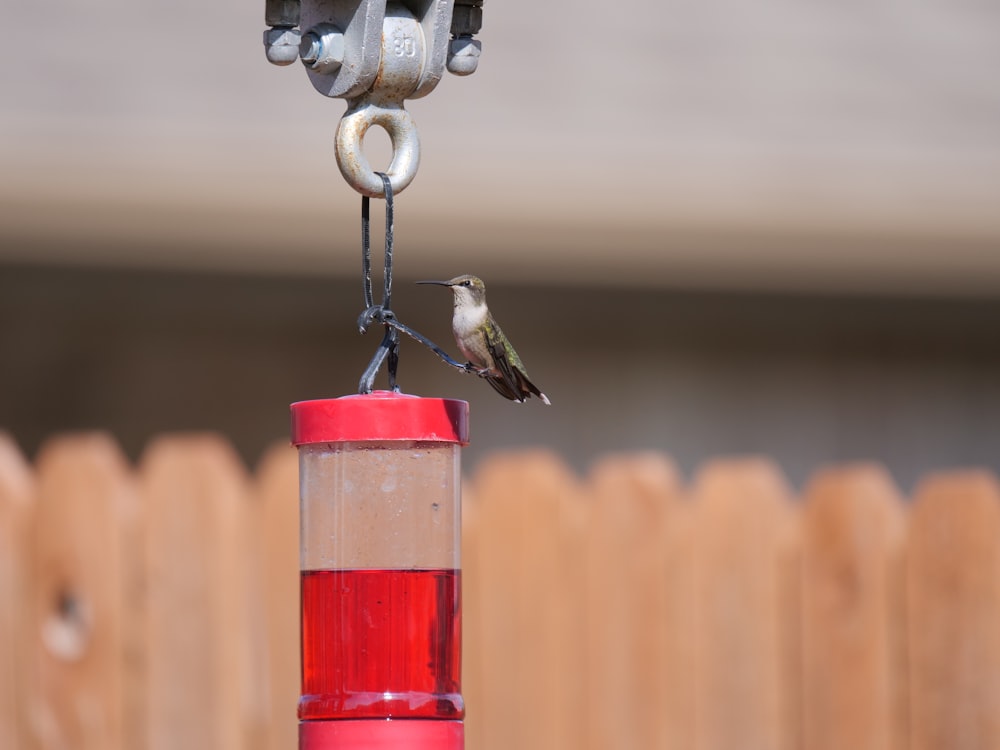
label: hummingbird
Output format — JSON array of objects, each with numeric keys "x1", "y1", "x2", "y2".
[{"x1": 417, "y1": 275, "x2": 551, "y2": 405}]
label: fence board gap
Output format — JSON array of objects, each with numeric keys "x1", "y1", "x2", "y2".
[
  {"x1": 801, "y1": 464, "x2": 905, "y2": 750},
  {"x1": 470, "y1": 450, "x2": 587, "y2": 750},
  {"x1": 0, "y1": 434, "x2": 34, "y2": 750},
  {"x1": 140, "y1": 433, "x2": 255, "y2": 750},
  {"x1": 691, "y1": 457, "x2": 794, "y2": 750},
  {"x1": 908, "y1": 470, "x2": 1000, "y2": 750},
  {"x1": 584, "y1": 452, "x2": 687, "y2": 750},
  {"x1": 23, "y1": 433, "x2": 139, "y2": 750}
]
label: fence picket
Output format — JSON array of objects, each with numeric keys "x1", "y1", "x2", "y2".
[
  {"x1": 801, "y1": 465, "x2": 905, "y2": 750},
  {"x1": 585, "y1": 453, "x2": 688, "y2": 750},
  {"x1": 141, "y1": 434, "x2": 256, "y2": 750},
  {"x1": 778, "y1": 497, "x2": 803, "y2": 750},
  {"x1": 253, "y1": 442, "x2": 299, "y2": 750},
  {"x1": 908, "y1": 471, "x2": 1000, "y2": 750},
  {"x1": 22, "y1": 433, "x2": 138, "y2": 750},
  {"x1": 462, "y1": 481, "x2": 484, "y2": 750},
  {"x1": 0, "y1": 434, "x2": 33, "y2": 750},
  {"x1": 658, "y1": 471, "x2": 700, "y2": 750},
  {"x1": 470, "y1": 450, "x2": 587, "y2": 750},
  {"x1": 691, "y1": 458, "x2": 794, "y2": 750}
]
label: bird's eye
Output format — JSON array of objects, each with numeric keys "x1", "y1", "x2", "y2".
[{"x1": 461, "y1": 280, "x2": 471, "y2": 287}]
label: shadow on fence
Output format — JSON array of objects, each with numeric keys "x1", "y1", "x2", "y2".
[{"x1": 2, "y1": 430, "x2": 999, "y2": 750}]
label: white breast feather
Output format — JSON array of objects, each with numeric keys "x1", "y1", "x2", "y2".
[{"x1": 453, "y1": 301, "x2": 488, "y2": 338}]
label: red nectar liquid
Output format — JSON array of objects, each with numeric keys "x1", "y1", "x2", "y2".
[{"x1": 299, "y1": 568, "x2": 463, "y2": 721}]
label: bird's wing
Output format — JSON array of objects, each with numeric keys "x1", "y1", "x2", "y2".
[{"x1": 482, "y1": 324, "x2": 524, "y2": 399}]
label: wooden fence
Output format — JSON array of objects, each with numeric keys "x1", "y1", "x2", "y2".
[{"x1": 2, "y1": 430, "x2": 1000, "y2": 750}]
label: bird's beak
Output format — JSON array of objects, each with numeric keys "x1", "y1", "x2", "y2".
[{"x1": 415, "y1": 280, "x2": 451, "y2": 287}]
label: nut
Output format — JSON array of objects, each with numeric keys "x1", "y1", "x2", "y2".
[
  {"x1": 446, "y1": 37, "x2": 481, "y2": 76},
  {"x1": 263, "y1": 27, "x2": 302, "y2": 67},
  {"x1": 299, "y1": 24, "x2": 345, "y2": 75}
]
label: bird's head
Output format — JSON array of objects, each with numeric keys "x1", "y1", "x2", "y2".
[{"x1": 417, "y1": 274, "x2": 487, "y2": 308}]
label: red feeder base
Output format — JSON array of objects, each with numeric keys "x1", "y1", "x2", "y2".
[{"x1": 300, "y1": 720, "x2": 464, "y2": 750}]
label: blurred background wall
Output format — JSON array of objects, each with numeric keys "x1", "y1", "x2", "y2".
[{"x1": 2, "y1": 0, "x2": 1000, "y2": 488}]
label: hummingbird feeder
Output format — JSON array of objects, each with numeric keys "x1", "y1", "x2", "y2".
[
  {"x1": 292, "y1": 392, "x2": 469, "y2": 750},
  {"x1": 288, "y1": 116, "x2": 478, "y2": 750},
  {"x1": 271, "y1": 0, "x2": 487, "y2": 746}
]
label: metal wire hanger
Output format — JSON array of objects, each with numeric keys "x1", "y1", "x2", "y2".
[{"x1": 357, "y1": 172, "x2": 475, "y2": 394}]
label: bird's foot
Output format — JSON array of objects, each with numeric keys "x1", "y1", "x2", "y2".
[{"x1": 463, "y1": 363, "x2": 491, "y2": 378}]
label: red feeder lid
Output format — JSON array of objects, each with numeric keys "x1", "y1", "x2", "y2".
[{"x1": 291, "y1": 391, "x2": 469, "y2": 446}]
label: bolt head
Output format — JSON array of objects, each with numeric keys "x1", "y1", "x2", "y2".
[
  {"x1": 450, "y1": 5, "x2": 483, "y2": 36},
  {"x1": 265, "y1": 0, "x2": 300, "y2": 27}
]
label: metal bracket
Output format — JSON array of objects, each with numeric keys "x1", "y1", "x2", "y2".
[{"x1": 263, "y1": 0, "x2": 483, "y2": 197}]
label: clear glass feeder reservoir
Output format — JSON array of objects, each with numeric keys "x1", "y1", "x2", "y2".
[{"x1": 291, "y1": 392, "x2": 469, "y2": 750}]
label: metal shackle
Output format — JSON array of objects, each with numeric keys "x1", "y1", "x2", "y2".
[
  {"x1": 264, "y1": 0, "x2": 482, "y2": 197},
  {"x1": 335, "y1": 6, "x2": 424, "y2": 197}
]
